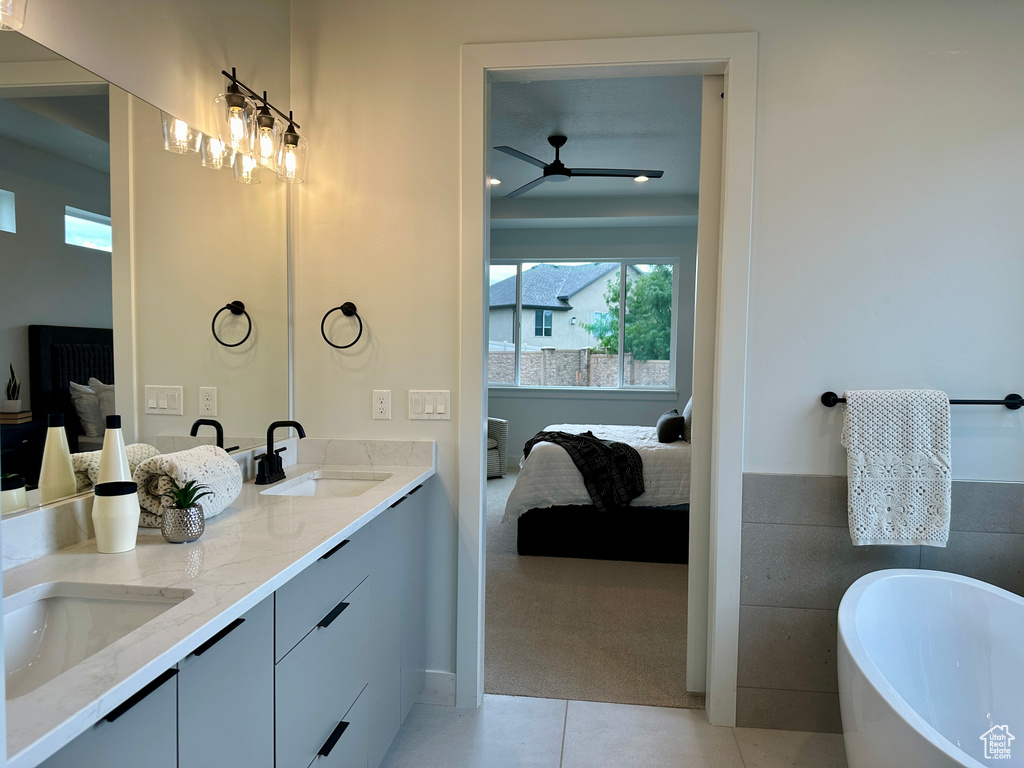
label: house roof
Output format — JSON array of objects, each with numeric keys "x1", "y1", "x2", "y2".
[{"x1": 490, "y1": 263, "x2": 619, "y2": 310}]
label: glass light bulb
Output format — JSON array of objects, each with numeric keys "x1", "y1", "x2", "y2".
[
  {"x1": 229, "y1": 109, "x2": 247, "y2": 144},
  {"x1": 161, "y1": 111, "x2": 200, "y2": 154},
  {"x1": 256, "y1": 129, "x2": 276, "y2": 166},
  {"x1": 282, "y1": 146, "x2": 297, "y2": 179},
  {"x1": 0, "y1": 0, "x2": 27, "y2": 31},
  {"x1": 234, "y1": 153, "x2": 262, "y2": 185},
  {"x1": 201, "y1": 134, "x2": 233, "y2": 170}
]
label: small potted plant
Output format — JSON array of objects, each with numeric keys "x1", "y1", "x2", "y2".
[
  {"x1": 159, "y1": 478, "x2": 212, "y2": 543},
  {"x1": 2, "y1": 365, "x2": 21, "y2": 413}
]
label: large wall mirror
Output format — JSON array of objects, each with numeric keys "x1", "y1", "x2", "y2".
[{"x1": 0, "y1": 34, "x2": 289, "y2": 515}]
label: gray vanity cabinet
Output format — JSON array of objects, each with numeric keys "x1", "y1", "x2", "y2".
[
  {"x1": 398, "y1": 487, "x2": 428, "y2": 719},
  {"x1": 276, "y1": 578, "x2": 370, "y2": 768},
  {"x1": 177, "y1": 594, "x2": 274, "y2": 768},
  {"x1": 38, "y1": 668, "x2": 177, "y2": 768},
  {"x1": 367, "y1": 485, "x2": 428, "y2": 768}
]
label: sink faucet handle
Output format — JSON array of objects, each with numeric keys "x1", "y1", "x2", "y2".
[{"x1": 274, "y1": 447, "x2": 287, "y2": 455}]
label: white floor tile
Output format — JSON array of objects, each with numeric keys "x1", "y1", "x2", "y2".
[
  {"x1": 378, "y1": 693, "x2": 566, "y2": 768},
  {"x1": 734, "y1": 727, "x2": 849, "y2": 768},
  {"x1": 561, "y1": 700, "x2": 745, "y2": 768}
]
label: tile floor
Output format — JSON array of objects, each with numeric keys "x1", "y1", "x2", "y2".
[{"x1": 379, "y1": 694, "x2": 848, "y2": 768}]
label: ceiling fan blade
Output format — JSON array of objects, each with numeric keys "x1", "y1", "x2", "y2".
[
  {"x1": 494, "y1": 145, "x2": 549, "y2": 169},
  {"x1": 503, "y1": 176, "x2": 550, "y2": 199},
  {"x1": 570, "y1": 168, "x2": 665, "y2": 178}
]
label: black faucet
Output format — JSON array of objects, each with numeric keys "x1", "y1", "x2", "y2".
[
  {"x1": 255, "y1": 420, "x2": 306, "y2": 485},
  {"x1": 190, "y1": 418, "x2": 224, "y2": 449}
]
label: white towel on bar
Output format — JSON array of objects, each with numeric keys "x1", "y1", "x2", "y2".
[{"x1": 841, "y1": 389, "x2": 951, "y2": 547}]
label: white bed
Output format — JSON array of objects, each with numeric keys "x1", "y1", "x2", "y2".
[{"x1": 502, "y1": 423, "x2": 692, "y2": 522}]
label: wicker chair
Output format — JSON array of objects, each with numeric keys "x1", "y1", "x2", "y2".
[{"x1": 486, "y1": 417, "x2": 508, "y2": 478}]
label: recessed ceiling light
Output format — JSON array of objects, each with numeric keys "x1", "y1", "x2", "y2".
[
  {"x1": 634, "y1": 175, "x2": 649, "y2": 183},
  {"x1": 489, "y1": 178, "x2": 502, "y2": 185}
]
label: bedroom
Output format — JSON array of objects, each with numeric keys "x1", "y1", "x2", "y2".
[{"x1": 484, "y1": 73, "x2": 704, "y2": 707}]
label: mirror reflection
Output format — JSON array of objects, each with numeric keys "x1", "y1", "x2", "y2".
[{"x1": 0, "y1": 34, "x2": 289, "y2": 516}]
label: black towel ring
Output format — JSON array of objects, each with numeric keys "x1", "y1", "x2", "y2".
[
  {"x1": 321, "y1": 302, "x2": 363, "y2": 349},
  {"x1": 212, "y1": 300, "x2": 252, "y2": 348}
]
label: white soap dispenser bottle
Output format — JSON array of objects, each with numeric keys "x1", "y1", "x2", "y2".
[
  {"x1": 39, "y1": 413, "x2": 76, "y2": 503},
  {"x1": 97, "y1": 414, "x2": 131, "y2": 484}
]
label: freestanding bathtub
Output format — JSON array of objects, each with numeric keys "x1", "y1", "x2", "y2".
[{"x1": 838, "y1": 569, "x2": 1024, "y2": 767}]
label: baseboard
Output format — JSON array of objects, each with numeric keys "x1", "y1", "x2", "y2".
[{"x1": 417, "y1": 670, "x2": 456, "y2": 706}]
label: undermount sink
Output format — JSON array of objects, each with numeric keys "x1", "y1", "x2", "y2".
[
  {"x1": 260, "y1": 469, "x2": 392, "y2": 498},
  {"x1": 4, "y1": 582, "x2": 193, "y2": 700}
]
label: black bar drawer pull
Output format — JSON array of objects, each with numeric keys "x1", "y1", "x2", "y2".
[
  {"x1": 318, "y1": 720, "x2": 350, "y2": 758},
  {"x1": 318, "y1": 600, "x2": 349, "y2": 629},
  {"x1": 321, "y1": 539, "x2": 350, "y2": 560},
  {"x1": 104, "y1": 669, "x2": 178, "y2": 722},
  {"x1": 191, "y1": 618, "x2": 245, "y2": 657}
]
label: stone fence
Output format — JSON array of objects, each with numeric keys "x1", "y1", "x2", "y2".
[{"x1": 489, "y1": 348, "x2": 670, "y2": 387}]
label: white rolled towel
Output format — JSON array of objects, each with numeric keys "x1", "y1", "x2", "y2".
[
  {"x1": 133, "y1": 445, "x2": 242, "y2": 528},
  {"x1": 73, "y1": 444, "x2": 161, "y2": 493}
]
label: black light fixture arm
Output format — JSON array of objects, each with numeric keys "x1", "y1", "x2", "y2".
[{"x1": 221, "y1": 67, "x2": 299, "y2": 129}]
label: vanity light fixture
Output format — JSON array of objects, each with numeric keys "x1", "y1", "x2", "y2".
[
  {"x1": 234, "y1": 152, "x2": 262, "y2": 185},
  {"x1": 0, "y1": 0, "x2": 27, "y2": 31},
  {"x1": 215, "y1": 68, "x2": 257, "y2": 154},
  {"x1": 276, "y1": 113, "x2": 308, "y2": 184},
  {"x1": 160, "y1": 111, "x2": 200, "y2": 154},
  {"x1": 200, "y1": 134, "x2": 233, "y2": 170},
  {"x1": 252, "y1": 92, "x2": 281, "y2": 169}
]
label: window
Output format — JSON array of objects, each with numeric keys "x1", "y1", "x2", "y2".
[
  {"x1": 65, "y1": 206, "x2": 112, "y2": 252},
  {"x1": 0, "y1": 189, "x2": 14, "y2": 234},
  {"x1": 487, "y1": 260, "x2": 678, "y2": 389},
  {"x1": 534, "y1": 309, "x2": 552, "y2": 337}
]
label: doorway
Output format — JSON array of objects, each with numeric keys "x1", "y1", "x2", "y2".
[
  {"x1": 457, "y1": 33, "x2": 757, "y2": 727},
  {"x1": 483, "y1": 71, "x2": 704, "y2": 708}
]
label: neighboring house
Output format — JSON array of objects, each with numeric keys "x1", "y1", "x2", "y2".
[{"x1": 489, "y1": 263, "x2": 638, "y2": 351}]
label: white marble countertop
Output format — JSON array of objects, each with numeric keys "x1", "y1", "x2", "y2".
[{"x1": 3, "y1": 438, "x2": 436, "y2": 768}]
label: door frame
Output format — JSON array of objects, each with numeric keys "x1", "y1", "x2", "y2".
[{"x1": 457, "y1": 32, "x2": 757, "y2": 726}]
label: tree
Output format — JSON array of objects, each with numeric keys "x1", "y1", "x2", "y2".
[{"x1": 584, "y1": 265, "x2": 673, "y2": 360}]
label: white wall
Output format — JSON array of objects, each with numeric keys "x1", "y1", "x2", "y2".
[
  {"x1": 0, "y1": 134, "x2": 111, "y2": 411},
  {"x1": 19, "y1": 0, "x2": 291, "y2": 139},
  {"x1": 290, "y1": 0, "x2": 1024, "y2": 680},
  {"x1": 128, "y1": 98, "x2": 289, "y2": 444}
]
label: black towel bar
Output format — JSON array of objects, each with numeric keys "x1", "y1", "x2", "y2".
[{"x1": 820, "y1": 391, "x2": 1024, "y2": 410}]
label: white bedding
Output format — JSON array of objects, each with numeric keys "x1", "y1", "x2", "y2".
[{"x1": 502, "y1": 423, "x2": 691, "y2": 522}]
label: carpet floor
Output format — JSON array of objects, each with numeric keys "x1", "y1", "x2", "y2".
[{"x1": 484, "y1": 471, "x2": 704, "y2": 709}]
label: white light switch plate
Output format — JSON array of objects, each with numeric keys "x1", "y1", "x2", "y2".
[
  {"x1": 144, "y1": 385, "x2": 184, "y2": 415},
  {"x1": 408, "y1": 390, "x2": 451, "y2": 420}
]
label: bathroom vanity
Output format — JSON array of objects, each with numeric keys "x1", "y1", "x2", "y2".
[{"x1": 3, "y1": 438, "x2": 436, "y2": 768}]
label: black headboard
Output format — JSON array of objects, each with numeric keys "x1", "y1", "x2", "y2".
[{"x1": 28, "y1": 325, "x2": 114, "y2": 451}]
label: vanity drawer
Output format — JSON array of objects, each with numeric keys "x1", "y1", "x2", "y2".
[
  {"x1": 275, "y1": 524, "x2": 369, "y2": 661},
  {"x1": 311, "y1": 684, "x2": 369, "y2": 768},
  {"x1": 275, "y1": 578, "x2": 369, "y2": 768}
]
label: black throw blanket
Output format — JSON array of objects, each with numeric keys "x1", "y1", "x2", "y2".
[{"x1": 523, "y1": 430, "x2": 645, "y2": 512}]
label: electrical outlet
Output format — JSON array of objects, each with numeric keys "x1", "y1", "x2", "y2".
[
  {"x1": 373, "y1": 390, "x2": 391, "y2": 420},
  {"x1": 199, "y1": 386, "x2": 217, "y2": 417}
]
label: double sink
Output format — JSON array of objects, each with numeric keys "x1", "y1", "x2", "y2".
[{"x1": 3, "y1": 468, "x2": 392, "y2": 701}]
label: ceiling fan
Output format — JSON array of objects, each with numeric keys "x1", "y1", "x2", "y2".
[{"x1": 493, "y1": 134, "x2": 664, "y2": 198}]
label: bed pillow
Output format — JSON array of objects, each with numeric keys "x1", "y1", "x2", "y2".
[
  {"x1": 656, "y1": 409, "x2": 687, "y2": 443},
  {"x1": 682, "y1": 397, "x2": 693, "y2": 442},
  {"x1": 69, "y1": 380, "x2": 104, "y2": 437},
  {"x1": 88, "y1": 378, "x2": 116, "y2": 422}
]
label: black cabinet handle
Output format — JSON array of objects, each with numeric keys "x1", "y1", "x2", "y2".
[
  {"x1": 321, "y1": 539, "x2": 350, "y2": 560},
  {"x1": 104, "y1": 669, "x2": 178, "y2": 723},
  {"x1": 318, "y1": 719, "x2": 350, "y2": 757},
  {"x1": 191, "y1": 618, "x2": 245, "y2": 657},
  {"x1": 408, "y1": 484, "x2": 423, "y2": 495},
  {"x1": 318, "y1": 600, "x2": 349, "y2": 629}
]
